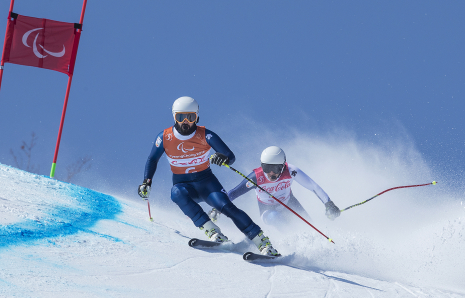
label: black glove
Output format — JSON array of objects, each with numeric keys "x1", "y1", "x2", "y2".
[
  {"x1": 210, "y1": 153, "x2": 229, "y2": 166},
  {"x1": 138, "y1": 179, "x2": 152, "y2": 200},
  {"x1": 325, "y1": 201, "x2": 340, "y2": 220},
  {"x1": 208, "y1": 208, "x2": 221, "y2": 222}
]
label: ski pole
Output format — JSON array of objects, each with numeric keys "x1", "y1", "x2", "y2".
[
  {"x1": 222, "y1": 163, "x2": 335, "y2": 244},
  {"x1": 340, "y1": 181, "x2": 437, "y2": 212},
  {"x1": 147, "y1": 200, "x2": 153, "y2": 222}
]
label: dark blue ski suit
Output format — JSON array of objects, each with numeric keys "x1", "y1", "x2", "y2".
[{"x1": 144, "y1": 125, "x2": 261, "y2": 240}]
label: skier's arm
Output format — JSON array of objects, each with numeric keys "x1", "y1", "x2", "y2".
[
  {"x1": 288, "y1": 164, "x2": 331, "y2": 204},
  {"x1": 205, "y1": 129, "x2": 235, "y2": 165},
  {"x1": 228, "y1": 171, "x2": 257, "y2": 201},
  {"x1": 289, "y1": 163, "x2": 340, "y2": 220},
  {"x1": 144, "y1": 131, "x2": 165, "y2": 180}
]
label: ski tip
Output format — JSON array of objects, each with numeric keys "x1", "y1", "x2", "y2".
[
  {"x1": 243, "y1": 252, "x2": 254, "y2": 261},
  {"x1": 188, "y1": 238, "x2": 198, "y2": 247}
]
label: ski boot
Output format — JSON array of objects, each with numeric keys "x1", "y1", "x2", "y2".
[
  {"x1": 200, "y1": 220, "x2": 228, "y2": 243},
  {"x1": 252, "y1": 230, "x2": 280, "y2": 256},
  {"x1": 208, "y1": 208, "x2": 221, "y2": 222}
]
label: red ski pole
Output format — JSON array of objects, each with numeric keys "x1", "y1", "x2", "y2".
[
  {"x1": 341, "y1": 181, "x2": 437, "y2": 212},
  {"x1": 223, "y1": 163, "x2": 335, "y2": 244},
  {"x1": 147, "y1": 200, "x2": 153, "y2": 222}
]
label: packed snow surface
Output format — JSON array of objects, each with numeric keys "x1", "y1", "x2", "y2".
[{"x1": 0, "y1": 163, "x2": 464, "y2": 297}]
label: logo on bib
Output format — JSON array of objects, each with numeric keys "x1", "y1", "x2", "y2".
[{"x1": 177, "y1": 142, "x2": 195, "y2": 153}]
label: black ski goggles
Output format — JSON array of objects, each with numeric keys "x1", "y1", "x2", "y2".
[
  {"x1": 261, "y1": 163, "x2": 284, "y2": 174},
  {"x1": 174, "y1": 112, "x2": 198, "y2": 123}
]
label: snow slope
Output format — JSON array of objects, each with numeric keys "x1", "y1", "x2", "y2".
[{"x1": 0, "y1": 163, "x2": 464, "y2": 298}]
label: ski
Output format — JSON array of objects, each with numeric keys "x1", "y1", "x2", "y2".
[
  {"x1": 243, "y1": 251, "x2": 281, "y2": 262},
  {"x1": 189, "y1": 239, "x2": 282, "y2": 262},
  {"x1": 188, "y1": 238, "x2": 229, "y2": 248}
]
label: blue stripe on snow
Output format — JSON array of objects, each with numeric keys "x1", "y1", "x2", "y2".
[{"x1": 0, "y1": 182, "x2": 122, "y2": 248}]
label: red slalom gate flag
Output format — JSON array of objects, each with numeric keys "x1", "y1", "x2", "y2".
[{"x1": 2, "y1": 13, "x2": 79, "y2": 75}]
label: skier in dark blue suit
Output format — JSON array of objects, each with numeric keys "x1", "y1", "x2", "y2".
[{"x1": 138, "y1": 96, "x2": 279, "y2": 256}]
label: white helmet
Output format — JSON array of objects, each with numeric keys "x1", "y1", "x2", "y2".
[
  {"x1": 260, "y1": 146, "x2": 286, "y2": 165},
  {"x1": 172, "y1": 96, "x2": 199, "y2": 117}
]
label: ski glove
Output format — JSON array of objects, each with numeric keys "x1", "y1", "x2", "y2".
[
  {"x1": 210, "y1": 153, "x2": 229, "y2": 166},
  {"x1": 138, "y1": 179, "x2": 152, "y2": 200},
  {"x1": 325, "y1": 201, "x2": 341, "y2": 220},
  {"x1": 208, "y1": 208, "x2": 221, "y2": 222}
]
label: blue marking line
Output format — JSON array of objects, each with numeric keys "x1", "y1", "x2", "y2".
[{"x1": 0, "y1": 180, "x2": 122, "y2": 248}]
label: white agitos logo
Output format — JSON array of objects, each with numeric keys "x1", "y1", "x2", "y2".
[
  {"x1": 177, "y1": 142, "x2": 195, "y2": 153},
  {"x1": 22, "y1": 28, "x2": 65, "y2": 58}
]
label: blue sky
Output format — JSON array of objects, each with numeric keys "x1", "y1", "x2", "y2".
[{"x1": 0, "y1": 1, "x2": 463, "y2": 197}]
